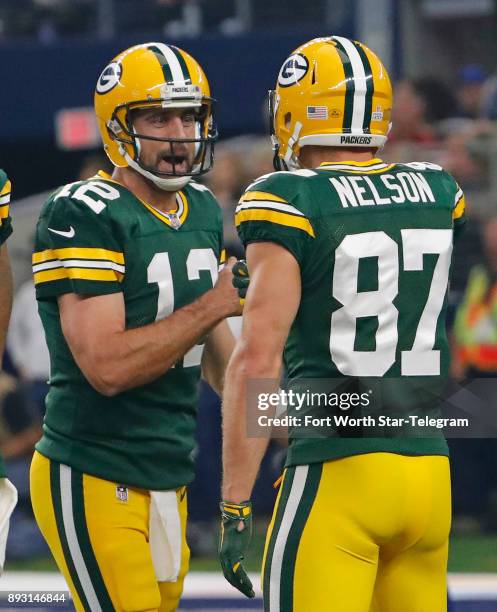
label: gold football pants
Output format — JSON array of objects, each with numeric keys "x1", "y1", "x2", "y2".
[
  {"x1": 30, "y1": 451, "x2": 189, "y2": 612},
  {"x1": 262, "y1": 452, "x2": 451, "y2": 612}
]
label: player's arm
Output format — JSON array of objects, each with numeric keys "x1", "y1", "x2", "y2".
[
  {"x1": 58, "y1": 258, "x2": 242, "y2": 396},
  {"x1": 201, "y1": 319, "x2": 236, "y2": 396},
  {"x1": 0, "y1": 245, "x2": 13, "y2": 358},
  {"x1": 219, "y1": 242, "x2": 300, "y2": 598},
  {"x1": 222, "y1": 243, "x2": 300, "y2": 500}
]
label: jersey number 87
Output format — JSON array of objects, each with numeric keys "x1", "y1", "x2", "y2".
[{"x1": 330, "y1": 229, "x2": 452, "y2": 377}]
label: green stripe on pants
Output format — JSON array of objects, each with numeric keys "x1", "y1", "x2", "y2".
[
  {"x1": 263, "y1": 467, "x2": 296, "y2": 607},
  {"x1": 50, "y1": 462, "x2": 91, "y2": 611},
  {"x1": 70, "y1": 469, "x2": 114, "y2": 611},
  {"x1": 280, "y1": 463, "x2": 322, "y2": 611}
]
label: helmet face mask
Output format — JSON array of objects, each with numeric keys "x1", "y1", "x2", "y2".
[
  {"x1": 270, "y1": 36, "x2": 393, "y2": 171},
  {"x1": 109, "y1": 99, "x2": 217, "y2": 179},
  {"x1": 94, "y1": 43, "x2": 217, "y2": 190},
  {"x1": 268, "y1": 89, "x2": 288, "y2": 172}
]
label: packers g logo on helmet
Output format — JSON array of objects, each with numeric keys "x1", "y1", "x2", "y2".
[
  {"x1": 96, "y1": 62, "x2": 122, "y2": 94},
  {"x1": 278, "y1": 54, "x2": 309, "y2": 88},
  {"x1": 269, "y1": 36, "x2": 393, "y2": 171},
  {"x1": 94, "y1": 42, "x2": 217, "y2": 191}
]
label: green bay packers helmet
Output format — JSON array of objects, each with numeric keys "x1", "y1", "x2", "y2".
[
  {"x1": 269, "y1": 36, "x2": 393, "y2": 171},
  {"x1": 94, "y1": 42, "x2": 217, "y2": 190}
]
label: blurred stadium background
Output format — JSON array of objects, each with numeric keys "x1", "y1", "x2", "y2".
[{"x1": 2, "y1": 0, "x2": 497, "y2": 609}]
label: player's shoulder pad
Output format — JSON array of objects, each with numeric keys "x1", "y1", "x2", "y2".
[
  {"x1": 236, "y1": 170, "x2": 316, "y2": 241},
  {"x1": 42, "y1": 177, "x2": 122, "y2": 216},
  {"x1": 188, "y1": 180, "x2": 215, "y2": 195},
  {"x1": 397, "y1": 161, "x2": 444, "y2": 173},
  {"x1": 244, "y1": 169, "x2": 316, "y2": 194},
  {"x1": 441, "y1": 171, "x2": 464, "y2": 212},
  {"x1": 38, "y1": 177, "x2": 123, "y2": 235},
  {"x1": 186, "y1": 180, "x2": 223, "y2": 225},
  {"x1": 187, "y1": 180, "x2": 219, "y2": 206},
  {"x1": 240, "y1": 170, "x2": 315, "y2": 212}
]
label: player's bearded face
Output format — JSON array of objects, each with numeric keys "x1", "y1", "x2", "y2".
[{"x1": 131, "y1": 107, "x2": 196, "y2": 175}]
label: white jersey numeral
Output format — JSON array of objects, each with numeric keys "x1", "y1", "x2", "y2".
[
  {"x1": 147, "y1": 252, "x2": 175, "y2": 320},
  {"x1": 74, "y1": 182, "x2": 121, "y2": 213},
  {"x1": 330, "y1": 232, "x2": 399, "y2": 376},
  {"x1": 55, "y1": 181, "x2": 121, "y2": 213},
  {"x1": 330, "y1": 229, "x2": 452, "y2": 376},
  {"x1": 147, "y1": 248, "x2": 218, "y2": 368},
  {"x1": 400, "y1": 229, "x2": 453, "y2": 375}
]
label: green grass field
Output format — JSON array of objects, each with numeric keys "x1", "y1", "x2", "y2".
[{"x1": 6, "y1": 532, "x2": 497, "y2": 573}]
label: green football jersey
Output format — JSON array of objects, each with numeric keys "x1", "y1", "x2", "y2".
[
  {"x1": 33, "y1": 172, "x2": 224, "y2": 490},
  {"x1": 236, "y1": 157, "x2": 466, "y2": 467},
  {"x1": 0, "y1": 169, "x2": 13, "y2": 246}
]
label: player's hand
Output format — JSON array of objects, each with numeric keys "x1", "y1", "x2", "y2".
[
  {"x1": 232, "y1": 259, "x2": 249, "y2": 305},
  {"x1": 214, "y1": 257, "x2": 244, "y2": 317},
  {"x1": 219, "y1": 501, "x2": 255, "y2": 598}
]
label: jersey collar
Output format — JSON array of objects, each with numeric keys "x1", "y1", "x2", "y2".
[
  {"x1": 96, "y1": 170, "x2": 189, "y2": 229},
  {"x1": 318, "y1": 158, "x2": 395, "y2": 174}
]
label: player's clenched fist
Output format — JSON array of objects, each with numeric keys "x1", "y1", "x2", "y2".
[
  {"x1": 213, "y1": 257, "x2": 248, "y2": 317},
  {"x1": 231, "y1": 259, "x2": 249, "y2": 304}
]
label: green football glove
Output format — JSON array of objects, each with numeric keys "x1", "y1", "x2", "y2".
[
  {"x1": 232, "y1": 260, "x2": 249, "y2": 305},
  {"x1": 219, "y1": 500, "x2": 255, "y2": 598}
]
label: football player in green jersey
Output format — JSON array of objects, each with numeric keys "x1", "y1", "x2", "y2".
[
  {"x1": 30, "y1": 43, "x2": 243, "y2": 612},
  {"x1": 220, "y1": 37, "x2": 465, "y2": 611},
  {"x1": 0, "y1": 170, "x2": 13, "y2": 359},
  {"x1": 0, "y1": 170, "x2": 18, "y2": 573}
]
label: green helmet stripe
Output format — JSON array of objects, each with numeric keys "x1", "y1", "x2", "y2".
[
  {"x1": 353, "y1": 42, "x2": 374, "y2": 133},
  {"x1": 147, "y1": 44, "x2": 174, "y2": 83},
  {"x1": 170, "y1": 46, "x2": 192, "y2": 84},
  {"x1": 332, "y1": 38, "x2": 355, "y2": 132}
]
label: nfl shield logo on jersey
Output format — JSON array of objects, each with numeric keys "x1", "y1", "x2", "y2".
[{"x1": 116, "y1": 485, "x2": 128, "y2": 502}]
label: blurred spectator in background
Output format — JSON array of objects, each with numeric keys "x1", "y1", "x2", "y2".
[
  {"x1": 244, "y1": 137, "x2": 273, "y2": 183},
  {"x1": 449, "y1": 218, "x2": 497, "y2": 532},
  {"x1": 204, "y1": 143, "x2": 245, "y2": 253},
  {"x1": 438, "y1": 121, "x2": 485, "y2": 190},
  {"x1": 7, "y1": 277, "x2": 50, "y2": 421},
  {"x1": 188, "y1": 379, "x2": 285, "y2": 557},
  {"x1": 382, "y1": 79, "x2": 440, "y2": 162},
  {"x1": 452, "y1": 217, "x2": 497, "y2": 377},
  {"x1": 389, "y1": 77, "x2": 456, "y2": 145},
  {"x1": 460, "y1": 79, "x2": 497, "y2": 217},
  {"x1": 78, "y1": 153, "x2": 112, "y2": 181},
  {"x1": 455, "y1": 65, "x2": 487, "y2": 119},
  {"x1": 385, "y1": 77, "x2": 456, "y2": 165},
  {"x1": 203, "y1": 137, "x2": 273, "y2": 256}
]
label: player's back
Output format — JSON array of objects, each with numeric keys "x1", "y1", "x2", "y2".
[{"x1": 236, "y1": 158, "x2": 465, "y2": 465}]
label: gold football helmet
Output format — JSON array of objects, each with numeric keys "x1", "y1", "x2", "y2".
[
  {"x1": 269, "y1": 36, "x2": 393, "y2": 170},
  {"x1": 94, "y1": 42, "x2": 217, "y2": 190}
]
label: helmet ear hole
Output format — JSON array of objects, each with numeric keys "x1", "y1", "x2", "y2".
[{"x1": 284, "y1": 112, "x2": 292, "y2": 129}]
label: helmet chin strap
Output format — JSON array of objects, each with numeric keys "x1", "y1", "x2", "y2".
[{"x1": 120, "y1": 144, "x2": 192, "y2": 191}]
